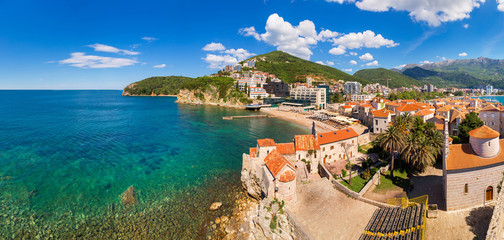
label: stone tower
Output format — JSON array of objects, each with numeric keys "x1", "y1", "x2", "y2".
[{"x1": 312, "y1": 121, "x2": 317, "y2": 139}]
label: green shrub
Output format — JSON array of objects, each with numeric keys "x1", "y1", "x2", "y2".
[
  {"x1": 341, "y1": 169, "x2": 347, "y2": 177},
  {"x1": 360, "y1": 170, "x2": 371, "y2": 180},
  {"x1": 270, "y1": 215, "x2": 277, "y2": 230}
]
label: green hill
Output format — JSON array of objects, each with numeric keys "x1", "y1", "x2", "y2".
[
  {"x1": 245, "y1": 51, "x2": 369, "y2": 84},
  {"x1": 402, "y1": 67, "x2": 487, "y2": 88},
  {"x1": 353, "y1": 68, "x2": 422, "y2": 88},
  {"x1": 123, "y1": 76, "x2": 194, "y2": 96}
]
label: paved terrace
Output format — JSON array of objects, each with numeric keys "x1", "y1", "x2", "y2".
[{"x1": 288, "y1": 178, "x2": 377, "y2": 240}]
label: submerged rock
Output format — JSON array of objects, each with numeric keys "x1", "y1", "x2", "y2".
[
  {"x1": 120, "y1": 186, "x2": 138, "y2": 207},
  {"x1": 210, "y1": 202, "x2": 222, "y2": 211}
]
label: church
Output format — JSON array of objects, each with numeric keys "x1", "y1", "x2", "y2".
[{"x1": 443, "y1": 122, "x2": 504, "y2": 210}]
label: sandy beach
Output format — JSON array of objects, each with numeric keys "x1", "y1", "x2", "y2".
[
  {"x1": 261, "y1": 108, "x2": 337, "y2": 132},
  {"x1": 261, "y1": 108, "x2": 369, "y2": 136}
]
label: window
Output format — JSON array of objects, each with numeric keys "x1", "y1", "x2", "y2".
[
  {"x1": 464, "y1": 184, "x2": 468, "y2": 194},
  {"x1": 489, "y1": 142, "x2": 491, "y2": 146},
  {"x1": 492, "y1": 114, "x2": 495, "y2": 118},
  {"x1": 267, "y1": 150, "x2": 269, "y2": 155},
  {"x1": 323, "y1": 147, "x2": 325, "y2": 151},
  {"x1": 484, "y1": 113, "x2": 487, "y2": 117},
  {"x1": 306, "y1": 154, "x2": 309, "y2": 157},
  {"x1": 352, "y1": 140, "x2": 354, "y2": 144},
  {"x1": 331, "y1": 146, "x2": 334, "y2": 150},
  {"x1": 375, "y1": 120, "x2": 378, "y2": 125}
]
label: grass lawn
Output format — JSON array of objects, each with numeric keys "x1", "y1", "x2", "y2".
[
  {"x1": 340, "y1": 174, "x2": 370, "y2": 193},
  {"x1": 374, "y1": 169, "x2": 409, "y2": 192},
  {"x1": 358, "y1": 143, "x2": 373, "y2": 153}
]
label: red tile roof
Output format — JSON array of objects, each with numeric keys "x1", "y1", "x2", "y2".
[
  {"x1": 276, "y1": 143, "x2": 296, "y2": 155},
  {"x1": 318, "y1": 128, "x2": 358, "y2": 145},
  {"x1": 294, "y1": 135, "x2": 320, "y2": 151},
  {"x1": 359, "y1": 104, "x2": 373, "y2": 108},
  {"x1": 279, "y1": 170, "x2": 296, "y2": 182},
  {"x1": 396, "y1": 104, "x2": 420, "y2": 112},
  {"x1": 263, "y1": 150, "x2": 295, "y2": 177},
  {"x1": 257, "y1": 138, "x2": 275, "y2": 147},
  {"x1": 447, "y1": 139, "x2": 504, "y2": 170},
  {"x1": 414, "y1": 109, "x2": 434, "y2": 117},
  {"x1": 480, "y1": 105, "x2": 500, "y2": 112},
  {"x1": 371, "y1": 109, "x2": 392, "y2": 118},
  {"x1": 249, "y1": 148, "x2": 257, "y2": 157},
  {"x1": 341, "y1": 105, "x2": 352, "y2": 109},
  {"x1": 469, "y1": 126, "x2": 499, "y2": 139}
]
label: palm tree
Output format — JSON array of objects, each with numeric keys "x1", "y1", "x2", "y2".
[
  {"x1": 393, "y1": 112, "x2": 413, "y2": 134},
  {"x1": 379, "y1": 125, "x2": 404, "y2": 177},
  {"x1": 402, "y1": 137, "x2": 436, "y2": 173},
  {"x1": 425, "y1": 128, "x2": 444, "y2": 157}
]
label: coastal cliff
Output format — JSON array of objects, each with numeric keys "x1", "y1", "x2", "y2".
[{"x1": 176, "y1": 87, "x2": 249, "y2": 108}]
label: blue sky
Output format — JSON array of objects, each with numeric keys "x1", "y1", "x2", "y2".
[{"x1": 1, "y1": 0, "x2": 504, "y2": 89}]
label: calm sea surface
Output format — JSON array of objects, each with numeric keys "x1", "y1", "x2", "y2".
[
  {"x1": 0, "y1": 90, "x2": 308, "y2": 239},
  {"x1": 476, "y1": 95, "x2": 504, "y2": 103}
]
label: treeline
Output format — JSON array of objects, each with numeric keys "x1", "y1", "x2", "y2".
[
  {"x1": 124, "y1": 76, "x2": 250, "y2": 103},
  {"x1": 388, "y1": 91, "x2": 445, "y2": 101},
  {"x1": 124, "y1": 76, "x2": 194, "y2": 95}
]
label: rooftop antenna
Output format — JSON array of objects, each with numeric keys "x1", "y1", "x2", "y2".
[{"x1": 373, "y1": 78, "x2": 392, "y2": 89}]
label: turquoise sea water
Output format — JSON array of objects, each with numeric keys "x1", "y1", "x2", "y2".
[
  {"x1": 476, "y1": 95, "x2": 504, "y2": 104},
  {"x1": 0, "y1": 90, "x2": 309, "y2": 239}
]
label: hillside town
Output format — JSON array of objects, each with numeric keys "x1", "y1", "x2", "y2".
[{"x1": 221, "y1": 61, "x2": 504, "y2": 239}]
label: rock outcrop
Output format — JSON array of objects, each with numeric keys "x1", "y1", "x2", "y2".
[
  {"x1": 210, "y1": 202, "x2": 222, "y2": 211},
  {"x1": 122, "y1": 83, "x2": 136, "y2": 96},
  {"x1": 120, "y1": 185, "x2": 138, "y2": 207},
  {"x1": 240, "y1": 169, "x2": 263, "y2": 200},
  {"x1": 176, "y1": 87, "x2": 247, "y2": 109}
]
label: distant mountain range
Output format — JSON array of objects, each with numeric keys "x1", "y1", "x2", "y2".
[{"x1": 355, "y1": 57, "x2": 504, "y2": 89}]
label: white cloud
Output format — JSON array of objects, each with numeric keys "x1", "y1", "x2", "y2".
[
  {"x1": 315, "y1": 60, "x2": 335, "y2": 66},
  {"x1": 332, "y1": 30, "x2": 398, "y2": 50},
  {"x1": 349, "y1": 52, "x2": 358, "y2": 56},
  {"x1": 349, "y1": 60, "x2": 358, "y2": 65},
  {"x1": 328, "y1": 0, "x2": 485, "y2": 27},
  {"x1": 87, "y1": 43, "x2": 140, "y2": 55},
  {"x1": 365, "y1": 60, "x2": 379, "y2": 66},
  {"x1": 153, "y1": 64, "x2": 166, "y2": 68},
  {"x1": 326, "y1": 61, "x2": 335, "y2": 66},
  {"x1": 141, "y1": 37, "x2": 158, "y2": 42},
  {"x1": 224, "y1": 48, "x2": 254, "y2": 61},
  {"x1": 203, "y1": 54, "x2": 238, "y2": 69},
  {"x1": 240, "y1": 14, "x2": 398, "y2": 60},
  {"x1": 359, "y1": 53, "x2": 374, "y2": 61},
  {"x1": 459, "y1": 52, "x2": 468, "y2": 57},
  {"x1": 240, "y1": 14, "x2": 323, "y2": 59},
  {"x1": 394, "y1": 64, "x2": 406, "y2": 69},
  {"x1": 316, "y1": 61, "x2": 326, "y2": 65},
  {"x1": 437, "y1": 56, "x2": 447, "y2": 60},
  {"x1": 463, "y1": 23, "x2": 469, "y2": 29},
  {"x1": 203, "y1": 42, "x2": 226, "y2": 51},
  {"x1": 239, "y1": 26, "x2": 261, "y2": 40},
  {"x1": 59, "y1": 52, "x2": 138, "y2": 68},
  {"x1": 420, "y1": 60, "x2": 433, "y2": 64},
  {"x1": 342, "y1": 68, "x2": 353, "y2": 72},
  {"x1": 317, "y1": 29, "x2": 339, "y2": 41},
  {"x1": 329, "y1": 45, "x2": 346, "y2": 55},
  {"x1": 498, "y1": 0, "x2": 504, "y2": 11}
]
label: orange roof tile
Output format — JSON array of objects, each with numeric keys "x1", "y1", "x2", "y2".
[
  {"x1": 318, "y1": 128, "x2": 358, "y2": 145},
  {"x1": 436, "y1": 106, "x2": 453, "y2": 112},
  {"x1": 359, "y1": 104, "x2": 373, "y2": 108},
  {"x1": 480, "y1": 105, "x2": 500, "y2": 112},
  {"x1": 279, "y1": 170, "x2": 296, "y2": 182},
  {"x1": 294, "y1": 135, "x2": 320, "y2": 151},
  {"x1": 263, "y1": 150, "x2": 295, "y2": 177},
  {"x1": 450, "y1": 109, "x2": 466, "y2": 122},
  {"x1": 468, "y1": 125, "x2": 499, "y2": 139},
  {"x1": 276, "y1": 143, "x2": 296, "y2": 155},
  {"x1": 386, "y1": 102, "x2": 401, "y2": 106},
  {"x1": 371, "y1": 109, "x2": 392, "y2": 118},
  {"x1": 341, "y1": 105, "x2": 352, "y2": 109},
  {"x1": 257, "y1": 138, "x2": 275, "y2": 147},
  {"x1": 402, "y1": 100, "x2": 416, "y2": 103},
  {"x1": 250, "y1": 148, "x2": 257, "y2": 157},
  {"x1": 396, "y1": 104, "x2": 420, "y2": 112},
  {"x1": 435, "y1": 123, "x2": 444, "y2": 131},
  {"x1": 414, "y1": 109, "x2": 434, "y2": 117},
  {"x1": 446, "y1": 139, "x2": 504, "y2": 170}
]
